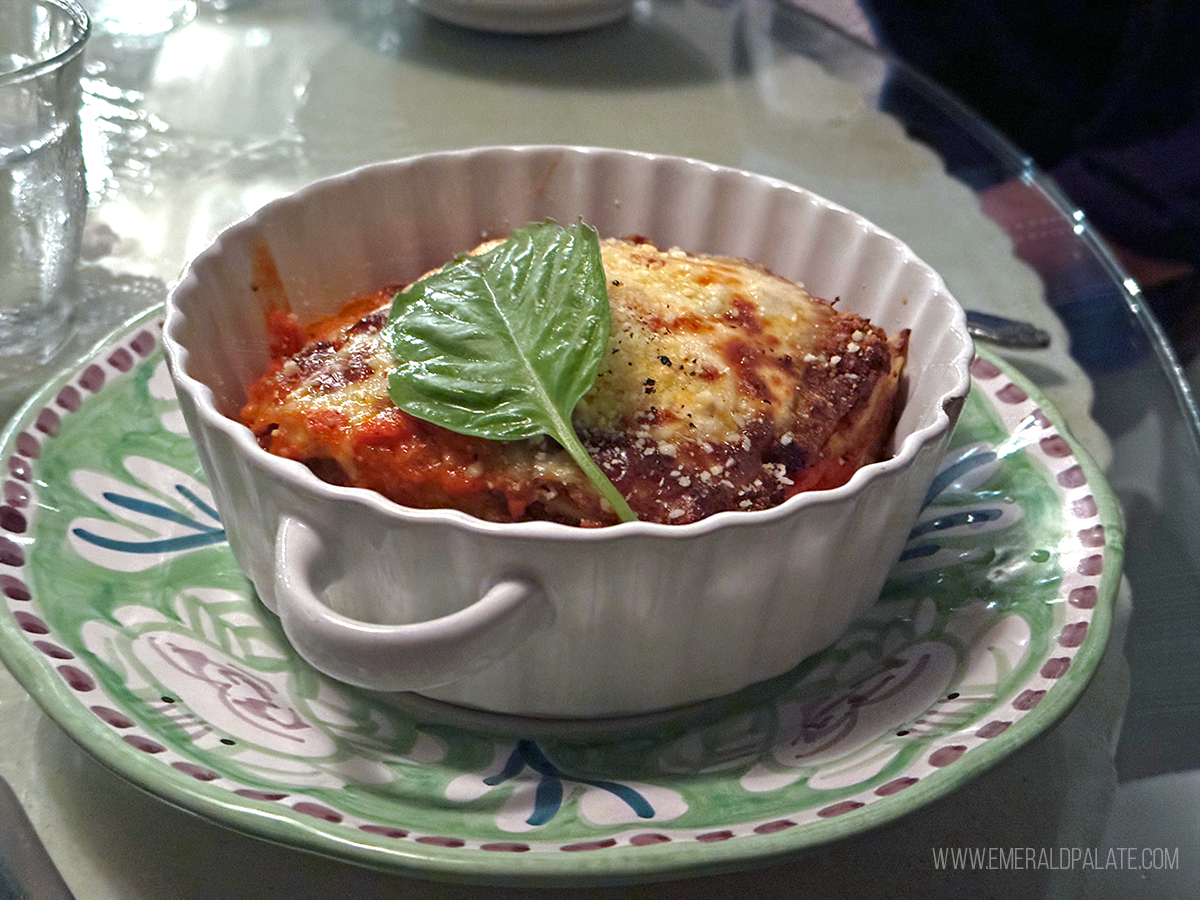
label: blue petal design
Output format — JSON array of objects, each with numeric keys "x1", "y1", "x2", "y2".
[
  {"x1": 71, "y1": 529, "x2": 227, "y2": 554},
  {"x1": 100, "y1": 491, "x2": 223, "y2": 532},
  {"x1": 72, "y1": 486, "x2": 227, "y2": 555},
  {"x1": 574, "y1": 778, "x2": 656, "y2": 819},
  {"x1": 921, "y1": 449, "x2": 997, "y2": 508},
  {"x1": 175, "y1": 484, "x2": 222, "y2": 523},
  {"x1": 523, "y1": 740, "x2": 656, "y2": 823},
  {"x1": 529, "y1": 775, "x2": 564, "y2": 826},
  {"x1": 483, "y1": 745, "x2": 528, "y2": 786},
  {"x1": 898, "y1": 543, "x2": 939, "y2": 562},
  {"x1": 517, "y1": 740, "x2": 560, "y2": 777},
  {"x1": 473, "y1": 740, "x2": 660, "y2": 826},
  {"x1": 909, "y1": 508, "x2": 1004, "y2": 538}
]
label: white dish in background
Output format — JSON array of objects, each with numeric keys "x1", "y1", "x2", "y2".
[
  {"x1": 412, "y1": 0, "x2": 633, "y2": 34},
  {"x1": 163, "y1": 145, "x2": 973, "y2": 717}
]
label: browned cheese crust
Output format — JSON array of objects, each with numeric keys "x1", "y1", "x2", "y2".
[{"x1": 241, "y1": 237, "x2": 909, "y2": 526}]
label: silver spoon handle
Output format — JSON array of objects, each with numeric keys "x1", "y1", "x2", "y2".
[{"x1": 965, "y1": 311, "x2": 1052, "y2": 349}]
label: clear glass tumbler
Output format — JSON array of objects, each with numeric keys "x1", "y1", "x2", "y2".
[{"x1": 0, "y1": 0, "x2": 90, "y2": 364}]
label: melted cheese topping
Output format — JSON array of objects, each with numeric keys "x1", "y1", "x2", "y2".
[
  {"x1": 242, "y1": 238, "x2": 907, "y2": 526},
  {"x1": 584, "y1": 241, "x2": 874, "y2": 439}
]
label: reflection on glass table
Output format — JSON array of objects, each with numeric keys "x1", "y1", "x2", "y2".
[{"x1": 0, "y1": 2, "x2": 1196, "y2": 898}]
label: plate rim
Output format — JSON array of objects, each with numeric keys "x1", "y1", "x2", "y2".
[{"x1": 0, "y1": 307, "x2": 1123, "y2": 885}]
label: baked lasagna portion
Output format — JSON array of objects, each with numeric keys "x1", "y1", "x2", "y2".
[{"x1": 241, "y1": 237, "x2": 909, "y2": 526}]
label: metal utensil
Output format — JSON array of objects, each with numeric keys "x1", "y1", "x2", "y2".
[{"x1": 965, "y1": 310, "x2": 1052, "y2": 349}]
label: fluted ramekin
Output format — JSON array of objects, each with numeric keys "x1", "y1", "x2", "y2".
[{"x1": 163, "y1": 146, "x2": 973, "y2": 718}]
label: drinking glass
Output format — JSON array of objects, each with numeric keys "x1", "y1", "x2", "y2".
[{"x1": 0, "y1": 0, "x2": 90, "y2": 363}]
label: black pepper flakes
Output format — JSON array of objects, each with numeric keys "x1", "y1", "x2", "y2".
[{"x1": 659, "y1": 355, "x2": 672, "y2": 366}]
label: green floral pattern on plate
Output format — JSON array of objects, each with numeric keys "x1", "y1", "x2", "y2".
[{"x1": 0, "y1": 311, "x2": 1122, "y2": 884}]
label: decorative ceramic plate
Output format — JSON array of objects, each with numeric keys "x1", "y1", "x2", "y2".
[{"x1": 0, "y1": 311, "x2": 1121, "y2": 885}]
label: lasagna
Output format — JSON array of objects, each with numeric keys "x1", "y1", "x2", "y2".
[{"x1": 241, "y1": 237, "x2": 908, "y2": 526}]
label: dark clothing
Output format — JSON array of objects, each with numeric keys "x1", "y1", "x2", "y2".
[{"x1": 863, "y1": 0, "x2": 1200, "y2": 265}]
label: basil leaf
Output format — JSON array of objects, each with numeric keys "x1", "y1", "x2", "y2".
[{"x1": 384, "y1": 221, "x2": 637, "y2": 523}]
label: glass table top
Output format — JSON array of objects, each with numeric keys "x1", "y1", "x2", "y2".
[{"x1": 0, "y1": 1, "x2": 1196, "y2": 896}]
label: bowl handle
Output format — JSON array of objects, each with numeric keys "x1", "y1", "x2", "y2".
[{"x1": 272, "y1": 516, "x2": 551, "y2": 692}]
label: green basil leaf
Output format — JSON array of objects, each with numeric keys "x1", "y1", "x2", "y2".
[{"x1": 384, "y1": 221, "x2": 637, "y2": 523}]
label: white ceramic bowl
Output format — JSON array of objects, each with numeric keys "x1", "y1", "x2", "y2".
[{"x1": 163, "y1": 146, "x2": 973, "y2": 718}]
